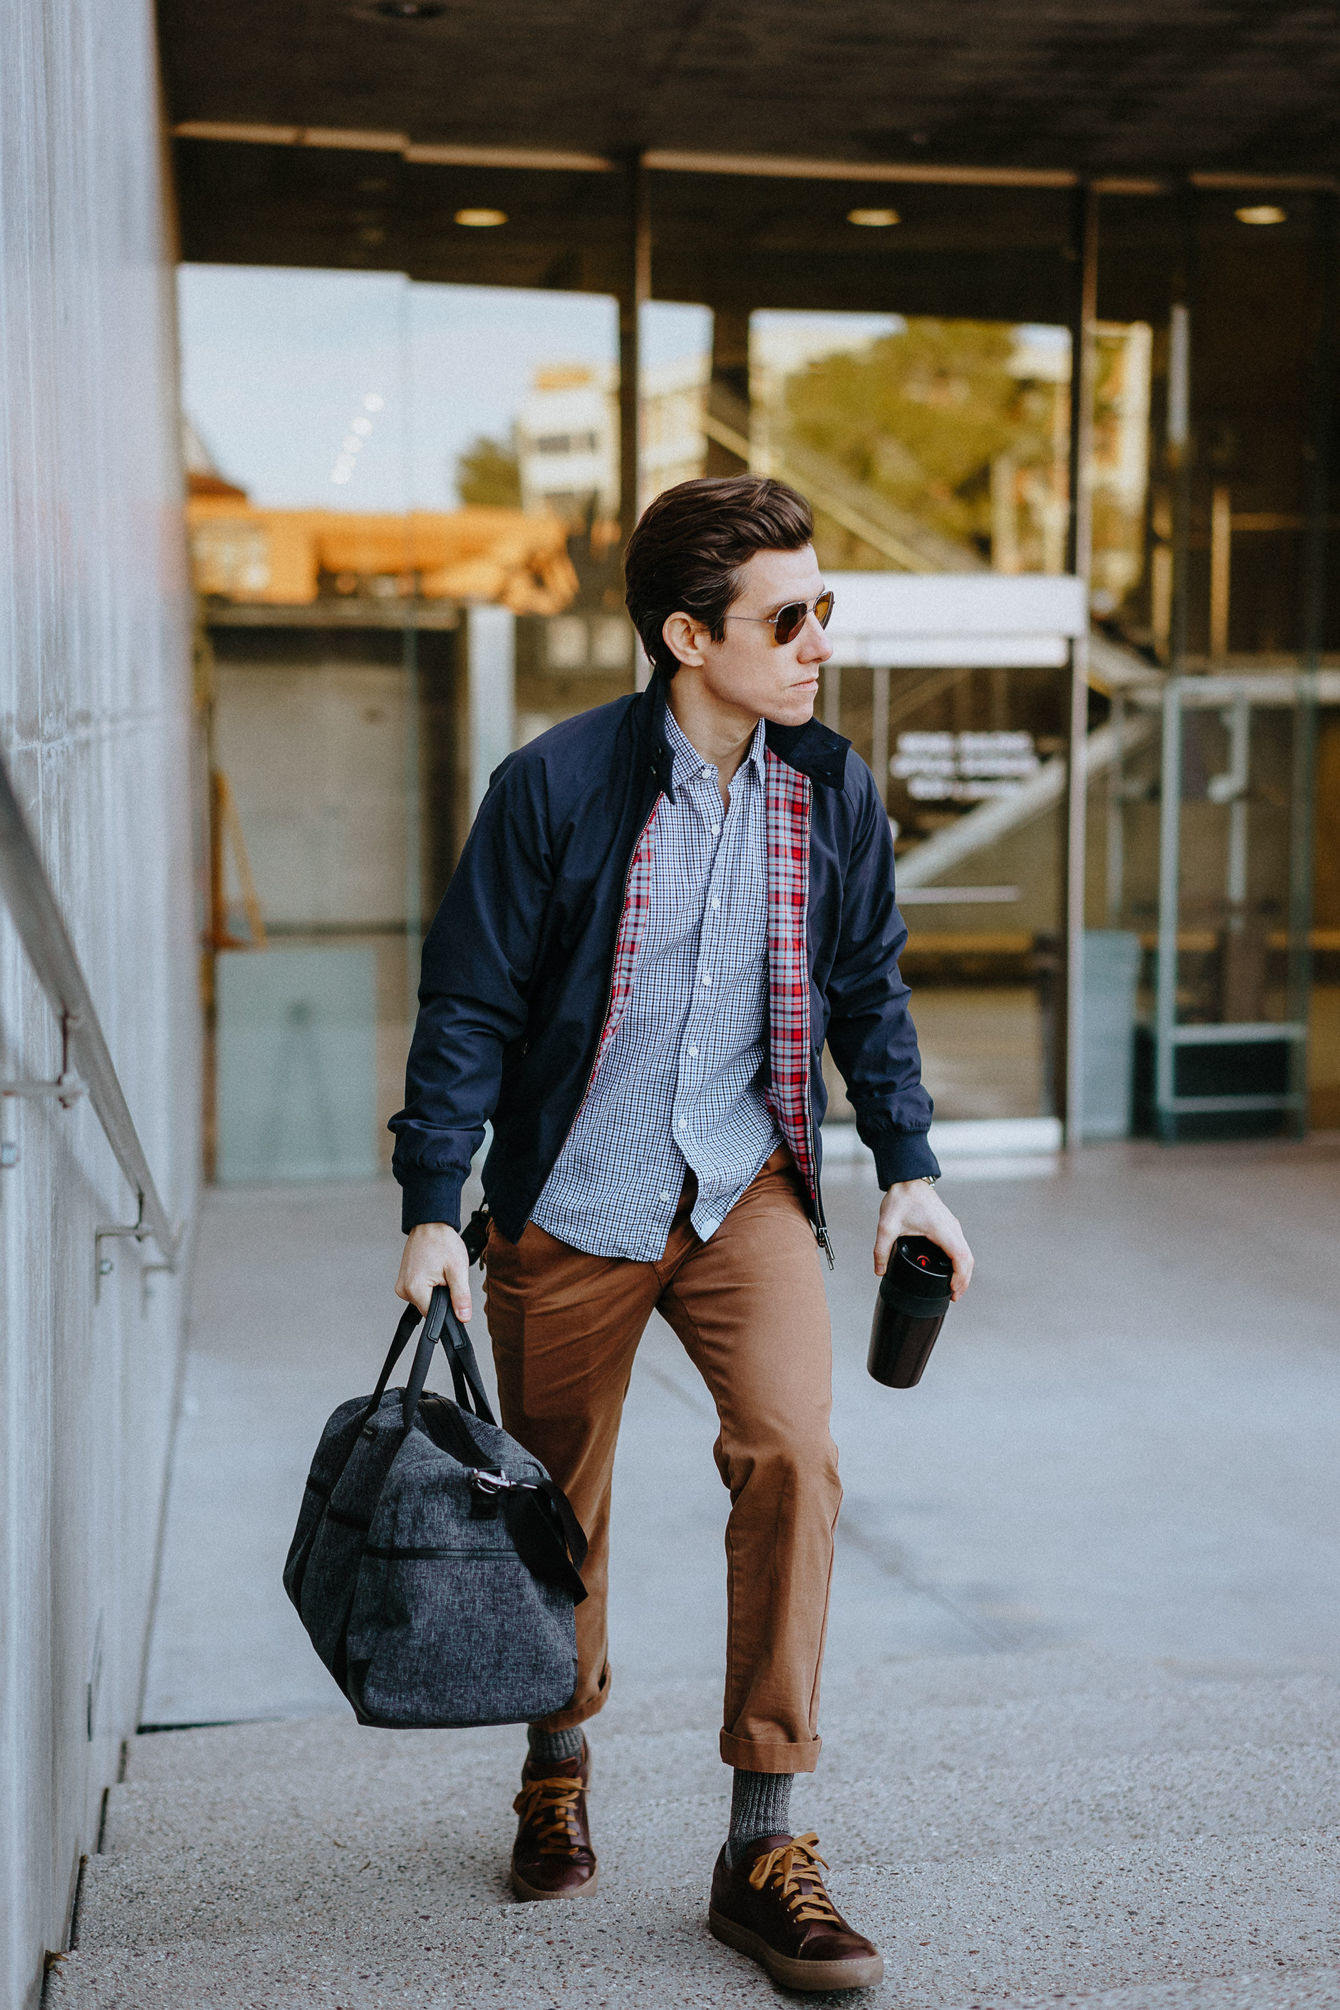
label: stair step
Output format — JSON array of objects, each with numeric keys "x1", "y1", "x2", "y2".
[
  {"x1": 96, "y1": 1730, "x2": 1339, "y2": 1908},
  {"x1": 51, "y1": 1827, "x2": 1340, "y2": 2010},
  {"x1": 122, "y1": 1661, "x2": 1340, "y2": 1800},
  {"x1": 950, "y1": 1965, "x2": 1340, "y2": 2009},
  {"x1": 129, "y1": 1644, "x2": 1308, "y2": 1782}
]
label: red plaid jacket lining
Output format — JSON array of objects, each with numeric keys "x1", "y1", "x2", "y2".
[{"x1": 582, "y1": 751, "x2": 815, "y2": 1208}]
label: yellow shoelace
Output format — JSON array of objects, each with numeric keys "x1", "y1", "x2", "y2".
[
  {"x1": 513, "y1": 1774, "x2": 588, "y2": 1855},
  {"x1": 747, "y1": 1832, "x2": 845, "y2": 1927}
]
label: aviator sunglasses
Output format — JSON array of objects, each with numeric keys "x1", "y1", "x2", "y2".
[{"x1": 723, "y1": 588, "x2": 835, "y2": 647}]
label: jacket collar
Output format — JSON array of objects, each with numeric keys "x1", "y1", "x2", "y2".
[{"x1": 638, "y1": 667, "x2": 849, "y2": 801}]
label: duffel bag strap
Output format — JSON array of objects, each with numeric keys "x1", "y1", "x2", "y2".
[
  {"x1": 362, "y1": 1293, "x2": 442, "y2": 1427},
  {"x1": 435, "y1": 1290, "x2": 497, "y2": 1427},
  {"x1": 470, "y1": 1470, "x2": 589, "y2": 1603},
  {"x1": 365, "y1": 1233, "x2": 498, "y2": 1434},
  {"x1": 403, "y1": 1284, "x2": 497, "y2": 1432}
]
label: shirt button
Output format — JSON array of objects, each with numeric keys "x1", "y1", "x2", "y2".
[
  {"x1": 659, "y1": 1189, "x2": 673, "y2": 1202},
  {"x1": 687, "y1": 1044, "x2": 699, "y2": 1057},
  {"x1": 710, "y1": 897, "x2": 720, "y2": 910},
  {"x1": 709, "y1": 824, "x2": 720, "y2": 837},
  {"x1": 701, "y1": 972, "x2": 711, "y2": 986}
]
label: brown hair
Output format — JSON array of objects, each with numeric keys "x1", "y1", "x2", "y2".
[{"x1": 623, "y1": 474, "x2": 814, "y2": 678}]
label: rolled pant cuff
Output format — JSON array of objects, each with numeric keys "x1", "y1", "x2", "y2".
[{"x1": 719, "y1": 1730, "x2": 821, "y2": 1774}]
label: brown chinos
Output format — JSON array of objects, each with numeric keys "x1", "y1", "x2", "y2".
[{"x1": 482, "y1": 1142, "x2": 840, "y2": 1774}]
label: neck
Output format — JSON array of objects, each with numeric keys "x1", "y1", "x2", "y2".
[{"x1": 664, "y1": 671, "x2": 760, "y2": 790}]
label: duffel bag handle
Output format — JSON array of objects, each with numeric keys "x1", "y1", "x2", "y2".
[
  {"x1": 365, "y1": 1205, "x2": 497, "y2": 1431},
  {"x1": 404, "y1": 1285, "x2": 495, "y2": 1430}
]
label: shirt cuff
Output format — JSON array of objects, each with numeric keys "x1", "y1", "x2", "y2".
[
  {"x1": 397, "y1": 1169, "x2": 467, "y2": 1235},
  {"x1": 868, "y1": 1129, "x2": 942, "y2": 1187}
]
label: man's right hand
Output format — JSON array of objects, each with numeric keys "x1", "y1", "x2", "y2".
[{"x1": 395, "y1": 1221, "x2": 472, "y2": 1321}]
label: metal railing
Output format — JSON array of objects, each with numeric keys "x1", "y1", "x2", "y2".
[{"x1": 0, "y1": 745, "x2": 180, "y2": 1267}]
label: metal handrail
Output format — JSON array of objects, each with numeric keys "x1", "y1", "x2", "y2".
[{"x1": 0, "y1": 745, "x2": 180, "y2": 1266}]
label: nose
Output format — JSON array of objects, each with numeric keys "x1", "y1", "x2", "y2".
[{"x1": 799, "y1": 609, "x2": 834, "y2": 664}]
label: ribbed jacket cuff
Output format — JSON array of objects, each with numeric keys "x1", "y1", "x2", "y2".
[
  {"x1": 868, "y1": 1129, "x2": 942, "y2": 1188},
  {"x1": 397, "y1": 1170, "x2": 467, "y2": 1234}
]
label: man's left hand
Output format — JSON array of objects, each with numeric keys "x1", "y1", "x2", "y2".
[{"x1": 874, "y1": 1182, "x2": 974, "y2": 1300}]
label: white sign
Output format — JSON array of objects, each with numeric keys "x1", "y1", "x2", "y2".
[{"x1": 893, "y1": 730, "x2": 1040, "y2": 802}]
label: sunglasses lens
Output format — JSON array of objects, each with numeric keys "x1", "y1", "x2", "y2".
[{"x1": 772, "y1": 594, "x2": 834, "y2": 643}]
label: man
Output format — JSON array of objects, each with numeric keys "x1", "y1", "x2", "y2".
[{"x1": 390, "y1": 473, "x2": 972, "y2": 1993}]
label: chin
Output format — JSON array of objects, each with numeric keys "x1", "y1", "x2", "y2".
[{"x1": 783, "y1": 691, "x2": 818, "y2": 725}]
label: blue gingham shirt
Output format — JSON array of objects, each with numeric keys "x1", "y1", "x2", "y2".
[{"x1": 530, "y1": 708, "x2": 781, "y2": 1259}]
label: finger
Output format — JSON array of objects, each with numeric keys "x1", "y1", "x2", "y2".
[
  {"x1": 444, "y1": 1251, "x2": 473, "y2": 1323},
  {"x1": 941, "y1": 1227, "x2": 973, "y2": 1300},
  {"x1": 872, "y1": 1212, "x2": 900, "y2": 1277}
]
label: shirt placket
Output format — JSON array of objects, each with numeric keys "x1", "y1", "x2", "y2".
[{"x1": 672, "y1": 759, "x2": 742, "y2": 1229}]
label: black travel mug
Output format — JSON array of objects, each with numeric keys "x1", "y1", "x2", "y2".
[{"x1": 867, "y1": 1236, "x2": 955, "y2": 1389}]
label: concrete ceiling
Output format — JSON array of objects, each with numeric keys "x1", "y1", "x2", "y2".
[
  {"x1": 159, "y1": 2, "x2": 1340, "y2": 178},
  {"x1": 160, "y1": 1, "x2": 1339, "y2": 315}
]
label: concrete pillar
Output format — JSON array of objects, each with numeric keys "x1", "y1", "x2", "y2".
[
  {"x1": 461, "y1": 605, "x2": 516, "y2": 832},
  {"x1": 618, "y1": 155, "x2": 650, "y2": 541},
  {"x1": 706, "y1": 306, "x2": 751, "y2": 477},
  {"x1": 1061, "y1": 180, "x2": 1099, "y2": 1144}
]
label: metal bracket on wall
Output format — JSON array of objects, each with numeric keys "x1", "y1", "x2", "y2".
[
  {"x1": 0, "y1": 1009, "x2": 85, "y2": 1168},
  {"x1": 95, "y1": 1190, "x2": 152, "y2": 1301}
]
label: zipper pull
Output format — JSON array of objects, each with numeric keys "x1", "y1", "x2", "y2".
[{"x1": 816, "y1": 1225, "x2": 836, "y2": 1270}]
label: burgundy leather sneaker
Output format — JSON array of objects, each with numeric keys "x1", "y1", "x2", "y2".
[
  {"x1": 509, "y1": 1740, "x2": 598, "y2": 1900},
  {"x1": 708, "y1": 1831, "x2": 884, "y2": 1991}
]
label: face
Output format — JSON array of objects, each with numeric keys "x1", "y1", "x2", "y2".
[{"x1": 664, "y1": 544, "x2": 834, "y2": 728}]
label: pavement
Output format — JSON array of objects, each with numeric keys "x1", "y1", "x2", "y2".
[
  {"x1": 142, "y1": 1129, "x2": 1340, "y2": 1728},
  {"x1": 57, "y1": 1127, "x2": 1340, "y2": 2008}
]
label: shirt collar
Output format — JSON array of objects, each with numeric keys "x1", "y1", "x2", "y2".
[
  {"x1": 663, "y1": 705, "x2": 767, "y2": 788},
  {"x1": 639, "y1": 666, "x2": 849, "y2": 797}
]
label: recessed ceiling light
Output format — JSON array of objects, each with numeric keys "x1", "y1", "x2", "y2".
[
  {"x1": 848, "y1": 207, "x2": 900, "y2": 228},
  {"x1": 1235, "y1": 203, "x2": 1287, "y2": 226},
  {"x1": 371, "y1": 1, "x2": 445, "y2": 18},
  {"x1": 455, "y1": 207, "x2": 507, "y2": 227}
]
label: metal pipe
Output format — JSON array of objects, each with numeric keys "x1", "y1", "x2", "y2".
[
  {"x1": 620, "y1": 151, "x2": 650, "y2": 690},
  {"x1": 1106, "y1": 690, "x2": 1126, "y2": 926},
  {"x1": 872, "y1": 664, "x2": 890, "y2": 813},
  {"x1": 1168, "y1": 186, "x2": 1197, "y2": 678},
  {"x1": 1061, "y1": 179, "x2": 1098, "y2": 1143},
  {"x1": 0, "y1": 748, "x2": 180, "y2": 1263},
  {"x1": 1222, "y1": 698, "x2": 1250, "y2": 915},
  {"x1": 1287, "y1": 189, "x2": 1336, "y2": 1134},
  {"x1": 1209, "y1": 483, "x2": 1232, "y2": 660},
  {"x1": 1155, "y1": 679, "x2": 1183, "y2": 1138}
]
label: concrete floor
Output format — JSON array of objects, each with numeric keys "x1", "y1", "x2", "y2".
[{"x1": 142, "y1": 1129, "x2": 1340, "y2": 1731}]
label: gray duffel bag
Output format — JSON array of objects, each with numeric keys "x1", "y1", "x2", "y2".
[{"x1": 283, "y1": 1236, "x2": 587, "y2": 1730}]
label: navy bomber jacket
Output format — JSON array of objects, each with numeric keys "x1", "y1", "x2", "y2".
[{"x1": 389, "y1": 666, "x2": 939, "y2": 1253}]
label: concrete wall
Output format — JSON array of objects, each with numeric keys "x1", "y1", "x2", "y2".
[{"x1": 0, "y1": 3, "x2": 198, "y2": 2004}]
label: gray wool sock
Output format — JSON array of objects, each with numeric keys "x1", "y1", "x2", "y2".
[
  {"x1": 726, "y1": 1769, "x2": 794, "y2": 1866},
  {"x1": 526, "y1": 1721, "x2": 585, "y2": 1769}
]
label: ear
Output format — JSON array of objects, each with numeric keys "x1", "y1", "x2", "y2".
[{"x1": 662, "y1": 610, "x2": 708, "y2": 671}]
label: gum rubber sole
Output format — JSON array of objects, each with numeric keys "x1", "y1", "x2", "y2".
[
  {"x1": 709, "y1": 1908, "x2": 884, "y2": 1992},
  {"x1": 510, "y1": 1863, "x2": 599, "y2": 1901}
]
